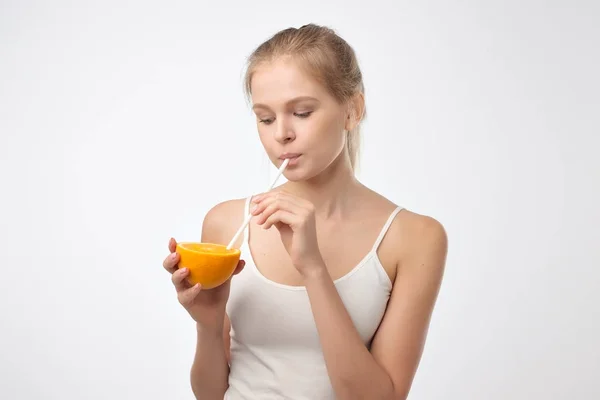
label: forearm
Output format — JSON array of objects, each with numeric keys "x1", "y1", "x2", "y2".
[
  {"x1": 190, "y1": 323, "x2": 229, "y2": 400},
  {"x1": 304, "y1": 267, "x2": 396, "y2": 400}
]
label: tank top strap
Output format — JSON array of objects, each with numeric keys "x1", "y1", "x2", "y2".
[{"x1": 371, "y1": 206, "x2": 404, "y2": 252}]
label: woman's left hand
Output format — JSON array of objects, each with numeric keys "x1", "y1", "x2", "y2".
[{"x1": 250, "y1": 190, "x2": 326, "y2": 276}]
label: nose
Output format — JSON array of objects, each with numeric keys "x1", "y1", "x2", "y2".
[{"x1": 274, "y1": 117, "x2": 296, "y2": 144}]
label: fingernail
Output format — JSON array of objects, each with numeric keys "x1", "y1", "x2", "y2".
[{"x1": 181, "y1": 268, "x2": 188, "y2": 273}]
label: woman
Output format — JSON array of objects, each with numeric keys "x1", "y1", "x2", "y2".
[{"x1": 163, "y1": 24, "x2": 448, "y2": 400}]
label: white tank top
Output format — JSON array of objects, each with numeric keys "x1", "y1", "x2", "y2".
[{"x1": 224, "y1": 197, "x2": 403, "y2": 399}]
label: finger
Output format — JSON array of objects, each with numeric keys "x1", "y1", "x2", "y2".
[
  {"x1": 251, "y1": 192, "x2": 267, "y2": 203},
  {"x1": 262, "y1": 209, "x2": 298, "y2": 230},
  {"x1": 269, "y1": 192, "x2": 315, "y2": 215},
  {"x1": 172, "y1": 267, "x2": 191, "y2": 292},
  {"x1": 252, "y1": 190, "x2": 303, "y2": 208},
  {"x1": 169, "y1": 238, "x2": 177, "y2": 253},
  {"x1": 163, "y1": 252, "x2": 180, "y2": 274},
  {"x1": 272, "y1": 191, "x2": 307, "y2": 208},
  {"x1": 254, "y1": 197, "x2": 299, "y2": 224},
  {"x1": 255, "y1": 193, "x2": 308, "y2": 219},
  {"x1": 178, "y1": 283, "x2": 202, "y2": 307},
  {"x1": 233, "y1": 259, "x2": 246, "y2": 275}
]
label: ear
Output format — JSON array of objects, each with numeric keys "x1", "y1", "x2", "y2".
[{"x1": 344, "y1": 92, "x2": 365, "y2": 132}]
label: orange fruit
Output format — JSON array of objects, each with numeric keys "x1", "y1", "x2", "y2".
[{"x1": 175, "y1": 242, "x2": 241, "y2": 289}]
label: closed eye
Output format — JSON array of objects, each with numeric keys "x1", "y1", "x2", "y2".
[{"x1": 259, "y1": 111, "x2": 312, "y2": 125}]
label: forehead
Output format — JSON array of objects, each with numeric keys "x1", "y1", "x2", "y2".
[{"x1": 250, "y1": 57, "x2": 330, "y2": 107}]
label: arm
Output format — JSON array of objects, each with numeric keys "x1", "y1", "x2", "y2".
[
  {"x1": 250, "y1": 192, "x2": 447, "y2": 399},
  {"x1": 304, "y1": 215, "x2": 448, "y2": 399},
  {"x1": 190, "y1": 322, "x2": 230, "y2": 399},
  {"x1": 190, "y1": 199, "x2": 245, "y2": 399}
]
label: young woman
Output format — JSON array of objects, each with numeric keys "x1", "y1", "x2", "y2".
[{"x1": 163, "y1": 24, "x2": 448, "y2": 400}]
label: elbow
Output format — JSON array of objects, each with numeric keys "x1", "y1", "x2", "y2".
[
  {"x1": 392, "y1": 391, "x2": 409, "y2": 400},
  {"x1": 388, "y1": 382, "x2": 410, "y2": 400},
  {"x1": 384, "y1": 378, "x2": 410, "y2": 400},
  {"x1": 380, "y1": 388, "x2": 408, "y2": 400},
  {"x1": 335, "y1": 368, "x2": 410, "y2": 400},
  {"x1": 338, "y1": 377, "x2": 406, "y2": 400}
]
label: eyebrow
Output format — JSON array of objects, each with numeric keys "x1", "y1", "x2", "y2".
[{"x1": 252, "y1": 96, "x2": 320, "y2": 111}]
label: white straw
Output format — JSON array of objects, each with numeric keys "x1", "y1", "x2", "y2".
[{"x1": 226, "y1": 158, "x2": 290, "y2": 250}]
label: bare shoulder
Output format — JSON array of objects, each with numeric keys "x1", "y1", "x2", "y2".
[
  {"x1": 361, "y1": 186, "x2": 447, "y2": 272},
  {"x1": 201, "y1": 197, "x2": 248, "y2": 247},
  {"x1": 368, "y1": 203, "x2": 448, "y2": 395},
  {"x1": 397, "y1": 210, "x2": 447, "y2": 245},
  {"x1": 395, "y1": 209, "x2": 448, "y2": 273}
]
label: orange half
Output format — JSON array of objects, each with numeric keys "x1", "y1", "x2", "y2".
[{"x1": 176, "y1": 242, "x2": 241, "y2": 289}]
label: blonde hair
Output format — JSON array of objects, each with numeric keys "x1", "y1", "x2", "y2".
[{"x1": 243, "y1": 23, "x2": 366, "y2": 171}]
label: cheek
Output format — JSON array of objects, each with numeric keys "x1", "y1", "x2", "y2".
[
  {"x1": 257, "y1": 127, "x2": 276, "y2": 154},
  {"x1": 311, "y1": 114, "x2": 346, "y2": 148},
  {"x1": 257, "y1": 124, "x2": 272, "y2": 143},
  {"x1": 257, "y1": 127, "x2": 267, "y2": 143}
]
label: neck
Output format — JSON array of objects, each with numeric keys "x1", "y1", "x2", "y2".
[{"x1": 282, "y1": 152, "x2": 361, "y2": 220}]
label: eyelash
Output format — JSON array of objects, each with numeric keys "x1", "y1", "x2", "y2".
[{"x1": 259, "y1": 111, "x2": 313, "y2": 125}]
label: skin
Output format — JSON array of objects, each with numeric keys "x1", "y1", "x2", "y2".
[{"x1": 163, "y1": 55, "x2": 448, "y2": 399}]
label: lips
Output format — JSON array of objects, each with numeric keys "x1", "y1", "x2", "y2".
[
  {"x1": 279, "y1": 153, "x2": 301, "y2": 166},
  {"x1": 279, "y1": 153, "x2": 301, "y2": 160}
]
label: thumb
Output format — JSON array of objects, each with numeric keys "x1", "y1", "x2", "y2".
[{"x1": 233, "y1": 259, "x2": 246, "y2": 275}]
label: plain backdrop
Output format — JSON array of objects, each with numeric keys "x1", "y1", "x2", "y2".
[{"x1": 1, "y1": 0, "x2": 599, "y2": 399}]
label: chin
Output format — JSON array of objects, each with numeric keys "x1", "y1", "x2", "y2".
[
  {"x1": 282, "y1": 169, "x2": 305, "y2": 182},
  {"x1": 275, "y1": 155, "x2": 331, "y2": 182},
  {"x1": 283, "y1": 164, "x2": 323, "y2": 182}
]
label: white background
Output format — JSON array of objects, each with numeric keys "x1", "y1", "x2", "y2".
[{"x1": 1, "y1": 0, "x2": 599, "y2": 399}]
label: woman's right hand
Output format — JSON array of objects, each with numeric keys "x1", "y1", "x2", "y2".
[{"x1": 163, "y1": 238, "x2": 245, "y2": 329}]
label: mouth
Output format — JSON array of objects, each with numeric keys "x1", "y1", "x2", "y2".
[{"x1": 279, "y1": 153, "x2": 302, "y2": 166}]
